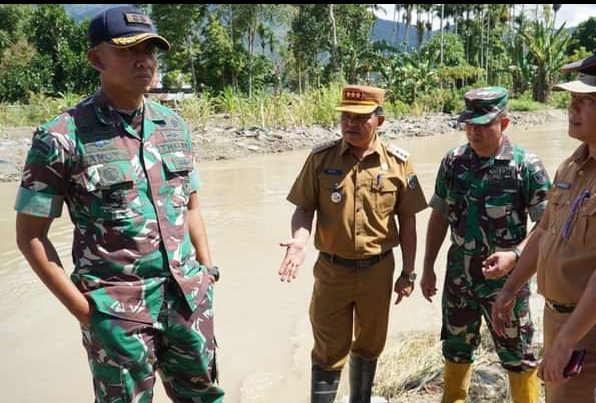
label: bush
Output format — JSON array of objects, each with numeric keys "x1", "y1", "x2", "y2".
[
  {"x1": 180, "y1": 92, "x2": 214, "y2": 130},
  {"x1": 384, "y1": 100, "x2": 411, "y2": 117},
  {"x1": 548, "y1": 91, "x2": 571, "y2": 109},
  {"x1": 508, "y1": 99, "x2": 546, "y2": 112}
]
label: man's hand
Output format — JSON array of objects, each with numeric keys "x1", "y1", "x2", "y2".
[
  {"x1": 482, "y1": 251, "x2": 516, "y2": 280},
  {"x1": 278, "y1": 238, "x2": 307, "y2": 282},
  {"x1": 394, "y1": 276, "x2": 414, "y2": 305},
  {"x1": 420, "y1": 271, "x2": 438, "y2": 303},
  {"x1": 538, "y1": 338, "x2": 573, "y2": 385},
  {"x1": 491, "y1": 288, "x2": 517, "y2": 337}
]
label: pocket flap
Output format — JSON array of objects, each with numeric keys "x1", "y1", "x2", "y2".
[
  {"x1": 548, "y1": 189, "x2": 565, "y2": 206},
  {"x1": 163, "y1": 154, "x2": 194, "y2": 173},
  {"x1": 581, "y1": 196, "x2": 596, "y2": 216},
  {"x1": 82, "y1": 163, "x2": 134, "y2": 192}
]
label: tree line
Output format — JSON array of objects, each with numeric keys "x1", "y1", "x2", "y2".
[{"x1": 0, "y1": 4, "x2": 594, "y2": 107}]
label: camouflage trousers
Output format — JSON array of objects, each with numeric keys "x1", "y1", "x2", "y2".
[
  {"x1": 81, "y1": 279, "x2": 224, "y2": 403},
  {"x1": 441, "y1": 251, "x2": 537, "y2": 372}
]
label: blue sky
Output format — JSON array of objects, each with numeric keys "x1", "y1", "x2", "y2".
[{"x1": 374, "y1": 4, "x2": 596, "y2": 30}]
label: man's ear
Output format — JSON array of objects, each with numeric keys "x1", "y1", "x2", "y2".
[
  {"x1": 87, "y1": 48, "x2": 104, "y2": 72},
  {"x1": 500, "y1": 115, "x2": 510, "y2": 131},
  {"x1": 377, "y1": 115, "x2": 385, "y2": 127}
]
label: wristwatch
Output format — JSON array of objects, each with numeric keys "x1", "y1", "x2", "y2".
[
  {"x1": 400, "y1": 270, "x2": 417, "y2": 283},
  {"x1": 206, "y1": 266, "x2": 220, "y2": 282},
  {"x1": 511, "y1": 247, "x2": 521, "y2": 262}
]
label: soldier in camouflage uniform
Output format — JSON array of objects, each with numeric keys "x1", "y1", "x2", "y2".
[
  {"x1": 421, "y1": 87, "x2": 551, "y2": 403},
  {"x1": 14, "y1": 6, "x2": 224, "y2": 403}
]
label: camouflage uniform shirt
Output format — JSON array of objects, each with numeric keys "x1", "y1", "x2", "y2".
[
  {"x1": 429, "y1": 135, "x2": 551, "y2": 288},
  {"x1": 14, "y1": 91, "x2": 208, "y2": 324}
]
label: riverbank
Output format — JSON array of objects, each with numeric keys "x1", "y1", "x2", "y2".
[{"x1": 0, "y1": 108, "x2": 567, "y2": 183}]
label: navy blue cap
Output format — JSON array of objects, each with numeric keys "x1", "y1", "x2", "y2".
[
  {"x1": 88, "y1": 6, "x2": 170, "y2": 51},
  {"x1": 560, "y1": 52, "x2": 596, "y2": 75}
]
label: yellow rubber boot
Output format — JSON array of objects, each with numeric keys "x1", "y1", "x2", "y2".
[
  {"x1": 441, "y1": 361, "x2": 472, "y2": 403},
  {"x1": 508, "y1": 368, "x2": 540, "y2": 403}
]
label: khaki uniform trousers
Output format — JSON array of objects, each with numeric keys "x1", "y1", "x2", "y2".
[
  {"x1": 544, "y1": 305, "x2": 596, "y2": 403},
  {"x1": 310, "y1": 252, "x2": 394, "y2": 371}
]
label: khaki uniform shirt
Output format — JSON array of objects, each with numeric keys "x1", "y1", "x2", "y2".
[
  {"x1": 537, "y1": 144, "x2": 596, "y2": 304},
  {"x1": 287, "y1": 137, "x2": 427, "y2": 259}
]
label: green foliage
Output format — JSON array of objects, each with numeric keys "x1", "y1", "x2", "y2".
[
  {"x1": 568, "y1": 17, "x2": 596, "y2": 57},
  {"x1": 0, "y1": 50, "x2": 53, "y2": 102},
  {"x1": 162, "y1": 70, "x2": 192, "y2": 89},
  {"x1": 519, "y1": 17, "x2": 572, "y2": 102},
  {"x1": 419, "y1": 33, "x2": 466, "y2": 67},
  {"x1": 197, "y1": 14, "x2": 247, "y2": 93},
  {"x1": 0, "y1": 4, "x2": 33, "y2": 55},
  {"x1": 179, "y1": 92, "x2": 214, "y2": 130},
  {"x1": 548, "y1": 91, "x2": 571, "y2": 109},
  {"x1": 384, "y1": 100, "x2": 411, "y2": 117},
  {"x1": 151, "y1": 4, "x2": 207, "y2": 89},
  {"x1": 0, "y1": 5, "x2": 97, "y2": 102},
  {"x1": 0, "y1": 91, "x2": 84, "y2": 126}
]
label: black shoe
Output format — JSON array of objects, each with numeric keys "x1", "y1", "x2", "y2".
[
  {"x1": 349, "y1": 355, "x2": 378, "y2": 403},
  {"x1": 311, "y1": 367, "x2": 341, "y2": 403}
]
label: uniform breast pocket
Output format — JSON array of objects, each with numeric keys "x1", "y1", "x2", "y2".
[
  {"x1": 445, "y1": 188, "x2": 466, "y2": 227},
  {"x1": 77, "y1": 162, "x2": 142, "y2": 221},
  {"x1": 371, "y1": 177, "x2": 399, "y2": 214},
  {"x1": 575, "y1": 196, "x2": 596, "y2": 245},
  {"x1": 162, "y1": 153, "x2": 194, "y2": 208},
  {"x1": 485, "y1": 193, "x2": 523, "y2": 247},
  {"x1": 548, "y1": 190, "x2": 569, "y2": 237}
]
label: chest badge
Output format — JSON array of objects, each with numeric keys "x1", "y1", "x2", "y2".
[{"x1": 331, "y1": 191, "x2": 343, "y2": 204}]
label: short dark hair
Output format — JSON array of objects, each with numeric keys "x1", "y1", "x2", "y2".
[{"x1": 374, "y1": 106, "x2": 384, "y2": 116}]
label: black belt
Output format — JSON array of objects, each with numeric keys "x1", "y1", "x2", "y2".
[
  {"x1": 545, "y1": 299, "x2": 576, "y2": 313},
  {"x1": 319, "y1": 250, "x2": 391, "y2": 268}
]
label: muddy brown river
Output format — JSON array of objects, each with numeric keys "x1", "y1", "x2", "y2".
[{"x1": 0, "y1": 120, "x2": 578, "y2": 402}]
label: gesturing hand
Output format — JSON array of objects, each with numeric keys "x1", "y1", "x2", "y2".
[{"x1": 278, "y1": 238, "x2": 307, "y2": 282}]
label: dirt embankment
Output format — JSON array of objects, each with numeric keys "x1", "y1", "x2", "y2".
[{"x1": 0, "y1": 109, "x2": 567, "y2": 183}]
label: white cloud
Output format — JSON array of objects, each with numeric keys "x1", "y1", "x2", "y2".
[{"x1": 555, "y1": 4, "x2": 596, "y2": 28}]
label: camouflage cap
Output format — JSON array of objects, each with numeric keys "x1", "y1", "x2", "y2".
[
  {"x1": 89, "y1": 6, "x2": 170, "y2": 51},
  {"x1": 335, "y1": 85, "x2": 385, "y2": 114},
  {"x1": 458, "y1": 86, "x2": 508, "y2": 125}
]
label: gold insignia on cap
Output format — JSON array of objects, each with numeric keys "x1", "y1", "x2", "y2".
[
  {"x1": 125, "y1": 13, "x2": 152, "y2": 26},
  {"x1": 111, "y1": 32, "x2": 158, "y2": 46}
]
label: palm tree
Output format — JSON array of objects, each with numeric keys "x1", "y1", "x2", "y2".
[
  {"x1": 415, "y1": 5, "x2": 425, "y2": 47},
  {"x1": 391, "y1": 4, "x2": 401, "y2": 47},
  {"x1": 519, "y1": 17, "x2": 572, "y2": 102},
  {"x1": 403, "y1": 4, "x2": 413, "y2": 49}
]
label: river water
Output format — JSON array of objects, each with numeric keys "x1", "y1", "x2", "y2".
[{"x1": 0, "y1": 121, "x2": 578, "y2": 402}]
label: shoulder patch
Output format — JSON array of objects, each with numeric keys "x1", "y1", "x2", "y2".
[
  {"x1": 312, "y1": 138, "x2": 340, "y2": 153},
  {"x1": 387, "y1": 143, "x2": 410, "y2": 162}
]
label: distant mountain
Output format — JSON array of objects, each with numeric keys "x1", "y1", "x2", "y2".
[{"x1": 371, "y1": 18, "x2": 439, "y2": 50}]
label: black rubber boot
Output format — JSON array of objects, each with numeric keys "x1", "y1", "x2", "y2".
[
  {"x1": 311, "y1": 367, "x2": 341, "y2": 403},
  {"x1": 349, "y1": 354, "x2": 378, "y2": 403}
]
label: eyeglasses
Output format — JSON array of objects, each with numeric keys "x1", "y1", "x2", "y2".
[{"x1": 340, "y1": 113, "x2": 373, "y2": 123}]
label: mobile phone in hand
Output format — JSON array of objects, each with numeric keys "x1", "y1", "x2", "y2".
[{"x1": 563, "y1": 349, "x2": 587, "y2": 377}]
